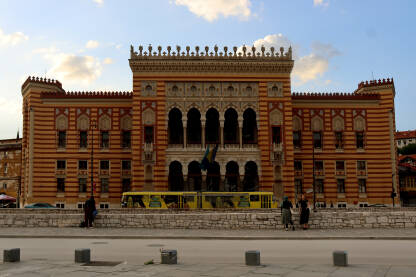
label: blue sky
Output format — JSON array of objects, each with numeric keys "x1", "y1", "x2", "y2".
[{"x1": 0, "y1": 0, "x2": 414, "y2": 139}]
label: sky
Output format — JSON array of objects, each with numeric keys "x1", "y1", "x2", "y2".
[{"x1": 0, "y1": 0, "x2": 415, "y2": 139}]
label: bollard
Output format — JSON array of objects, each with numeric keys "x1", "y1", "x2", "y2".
[
  {"x1": 75, "y1": 248, "x2": 91, "y2": 263},
  {"x1": 333, "y1": 250, "x2": 348, "y2": 266},
  {"x1": 3, "y1": 248, "x2": 20, "y2": 263},
  {"x1": 161, "y1": 249, "x2": 177, "y2": 264},
  {"x1": 245, "y1": 250, "x2": 260, "y2": 266}
]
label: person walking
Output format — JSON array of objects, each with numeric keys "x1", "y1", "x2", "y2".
[
  {"x1": 298, "y1": 194, "x2": 310, "y2": 230},
  {"x1": 281, "y1": 196, "x2": 295, "y2": 231}
]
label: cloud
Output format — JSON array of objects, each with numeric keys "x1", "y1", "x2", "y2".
[
  {"x1": 0, "y1": 97, "x2": 22, "y2": 139},
  {"x1": 115, "y1": 44, "x2": 122, "y2": 49},
  {"x1": 93, "y1": 0, "x2": 103, "y2": 6},
  {"x1": 313, "y1": 0, "x2": 329, "y2": 7},
  {"x1": 242, "y1": 34, "x2": 340, "y2": 85},
  {"x1": 173, "y1": 0, "x2": 252, "y2": 22},
  {"x1": 293, "y1": 54, "x2": 329, "y2": 84},
  {"x1": 103, "y1": 57, "x2": 113, "y2": 64},
  {"x1": 0, "y1": 28, "x2": 28, "y2": 47},
  {"x1": 86, "y1": 40, "x2": 99, "y2": 49},
  {"x1": 35, "y1": 47, "x2": 103, "y2": 85}
]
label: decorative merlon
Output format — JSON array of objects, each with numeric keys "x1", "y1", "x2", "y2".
[
  {"x1": 357, "y1": 78, "x2": 394, "y2": 90},
  {"x1": 41, "y1": 91, "x2": 132, "y2": 98},
  {"x1": 130, "y1": 44, "x2": 292, "y2": 60},
  {"x1": 292, "y1": 91, "x2": 380, "y2": 100},
  {"x1": 22, "y1": 76, "x2": 62, "y2": 90}
]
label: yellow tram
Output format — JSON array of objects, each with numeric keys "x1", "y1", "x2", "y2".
[{"x1": 121, "y1": 191, "x2": 278, "y2": 209}]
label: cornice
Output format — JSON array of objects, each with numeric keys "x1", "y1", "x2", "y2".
[
  {"x1": 129, "y1": 59, "x2": 294, "y2": 75},
  {"x1": 129, "y1": 45, "x2": 294, "y2": 75}
]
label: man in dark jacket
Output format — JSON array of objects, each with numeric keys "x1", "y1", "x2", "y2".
[{"x1": 84, "y1": 196, "x2": 96, "y2": 228}]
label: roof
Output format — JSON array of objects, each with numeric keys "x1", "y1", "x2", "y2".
[{"x1": 396, "y1": 130, "x2": 416, "y2": 140}]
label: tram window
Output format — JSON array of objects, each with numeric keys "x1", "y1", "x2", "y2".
[
  {"x1": 184, "y1": 196, "x2": 194, "y2": 202},
  {"x1": 250, "y1": 195, "x2": 260, "y2": 202}
]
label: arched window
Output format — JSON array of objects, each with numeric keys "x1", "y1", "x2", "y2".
[
  {"x1": 243, "y1": 161, "x2": 259, "y2": 191},
  {"x1": 224, "y1": 108, "x2": 238, "y2": 144},
  {"x1": 168, "y1": 108, "x2": 183, "y2": 144},
  {"x1": 188, "y1": 161, "x2": 202, "y2": 191},
  {"x1": 187, "y1": 108, "x2": 201, "y2": 144},
  {"x1": 206, "y1": 162, "x2": 220, "y2": 191},
  {"x1": 225, "y1": 161, "x2": 239, "y2": 192},
  {"x1": 242, "y1": 108, "x2": 257, "y2": 144},
  {"x1": 168, "y1": 161, "x2": 184, "y2": 191},
  {"x1": 205, "y1": 108, "x2": 220, "y2": 144}
]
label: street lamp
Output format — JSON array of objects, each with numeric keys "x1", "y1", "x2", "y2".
[
  {"x1": 312, "y1": 143, "x2": 316, "y2": 212},
  {"x1": 90, "y1": 119, "x2": 97, "y2": 197}
]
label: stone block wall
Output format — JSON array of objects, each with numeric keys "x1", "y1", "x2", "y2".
[{"x1": 0, "y1": 208, "x2": 416, "y2": 229}]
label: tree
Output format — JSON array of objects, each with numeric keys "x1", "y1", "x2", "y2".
[{"x1": 398, "y1": 143, "x2": 416, "y2": 155}]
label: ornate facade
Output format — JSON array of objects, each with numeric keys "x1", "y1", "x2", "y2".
[
  {"x1": 20, "y1": 45, "x2": 398, "y2": 208},
  {"x1": 0, "y1": 138, "x2": 22, "y2": 203}
]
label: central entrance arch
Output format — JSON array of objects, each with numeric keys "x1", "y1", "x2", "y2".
[{"x1": 206, "y1": 161, "x2": 220, "y2": 191}]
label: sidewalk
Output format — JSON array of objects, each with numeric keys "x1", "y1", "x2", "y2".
[
  {"x1": 1, "y1": 259, "x2": 415, "y2": 277},
  {"x1": 1, "y1": 227, "x2": 416, "y2": 240}
]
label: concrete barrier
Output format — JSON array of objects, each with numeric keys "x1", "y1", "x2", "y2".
[
  {"x1": 333, "y1": 250, "x2": 348, "y2": 266},
  {"x1": 3, "y1": 248, "x2": 20, "y2": 262},
  {"x1": 161, "y1": 249, "x2": 177, "y2": 264},
  {"x1": 75, "y1": 248, "x2": 91, "y2": 263},
  {"x1": 245, "y1": 250, "x2": 260, "y2": 266}
]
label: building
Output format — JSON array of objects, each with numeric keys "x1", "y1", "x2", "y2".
[
  {"x1": 396, "y1": 130, "x2": 416, "y2": 149},
  {"x1": 0, "y1": 137, "x2": 22, "y2": 204},
  {"x1": 20, "y1": 44, "x2": 398, "y2": 208},
  {"x1": 398, "y1": 155, "x2": 416, "y2": 206}
]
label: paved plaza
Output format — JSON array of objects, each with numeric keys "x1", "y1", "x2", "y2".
[
  {"x1": 0, "y1": 227, "x2": 416, "y2": 239},
  {"x1": 1, "y1": 228, "x2": 416, "y2": 276}
]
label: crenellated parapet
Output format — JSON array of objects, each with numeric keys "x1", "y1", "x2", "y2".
[
  {"x1": 292, "y1": 91, "x2": 380, "y2": 100},
  {"x1": 357, "y1": 78, "x2": 394, "y2": 90},
  {"x1": 354, "y1": 78, "x2": 395, "y2": 96},
  {"x1": 22, "y1": 76, "x2": 62, "y2": 90},
  {"x1": 21, "y1": 76, "x2": 64, "y2": 96},
  {"x1": 129, "y1": 44, "x2": 294, "y2": 75},
  {"x1": 41, "y1": 90, "x2": 132, "y2": 99},
  {"x1": 130, "y1": 44, "x2": 292, "y2": 60}
]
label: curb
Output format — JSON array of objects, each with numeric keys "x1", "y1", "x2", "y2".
[{"x1": 1, "y1": 235, "x2": 415, "y2": 240}]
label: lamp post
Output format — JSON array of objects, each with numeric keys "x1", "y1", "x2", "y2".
[
  {"x1": 90, "y1": 119, "x2": 97, "y2": 197},
  {"x1": 312, "y1": 142, "x2": 316, "y2": 212}
]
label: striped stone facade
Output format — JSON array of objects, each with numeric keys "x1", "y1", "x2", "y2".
[{"x1": 20, "y1": 45, "x2": 398, "y2": 208}]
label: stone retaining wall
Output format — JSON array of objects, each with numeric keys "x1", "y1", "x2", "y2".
[{"x1": 1, "y1": 208, "x2": 416, "y2": 229}]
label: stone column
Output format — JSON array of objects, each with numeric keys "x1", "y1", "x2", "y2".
[
  {"x1": 182, "y1": 120, "x2": 187, "y2": 148},
  {"x1": 239, "y1": 119, "x2": 243, "y2": 148},
  {"x1": 220, "y1": 119, "x2": 224, "y2": 148},
  {"x1": 201, "y1": 120, "x2": 206, "y2": 149}
]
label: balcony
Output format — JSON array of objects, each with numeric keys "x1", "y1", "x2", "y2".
[
  {"x1": 143, "y1": 142, "x2": 154, "y2": 162},
  {"x1": 271, "y1": 143, "x2": 284, "y2": 165},
  {"x1": 294, "y1": 170, "x2": 303, "y2": 177},
  {"x1": 122, "y1": 170, "x2": 131, "y2": 177},
  {"x1": 55, "y1": 169, "x2": 66, "y2": 176},
  {"x1": 100, "y1": 169, "x2": 110, "y2": 176},
  {"x1": 357, "y1": 170, "x2": 367, "y2": 176},
  {"x1": 335, "y1": 170, "x2": 345, "y2": 176},
  {"x1": 78, "y1": 169, "x2": 88, "y2": 176}
]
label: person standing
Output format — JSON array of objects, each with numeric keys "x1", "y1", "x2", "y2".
[
  {"x1": 298, "y1": 194, "x2": 310, "y2": 230},
  {"x1": 281, "y1": 196, "x2": 295, "y2": 231},
  {"x1": 84, "y1": 196, "x2": 96, "y2": 228}
]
